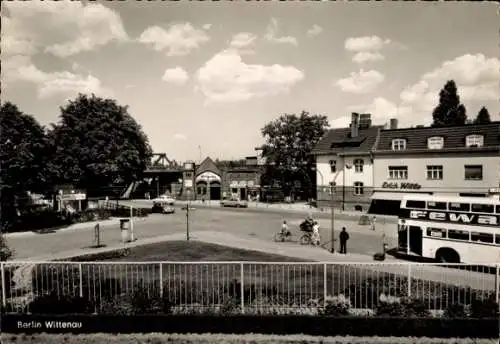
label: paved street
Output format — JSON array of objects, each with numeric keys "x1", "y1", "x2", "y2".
[{"x1": 6, "y1": 206, "x2": 395, "y2": 260}]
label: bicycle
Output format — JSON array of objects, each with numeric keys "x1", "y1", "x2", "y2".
[
  {"x1": 299, "y1": 231, "x2": 321, "y2": 246},
  {"x1": 274, "y1": 231, "x2": 293, "y2": 242}
]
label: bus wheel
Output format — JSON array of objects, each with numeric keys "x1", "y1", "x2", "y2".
[{"x1": 436, "y1": 248, "x2": 460, "y2": 264}]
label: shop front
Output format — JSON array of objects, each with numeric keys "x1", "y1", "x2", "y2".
[
  {"x1": 369, "y1": 181, "x2": 431, "y2": 216},
  {"x1": 196, "y1": 171, "x2": 221, "y2": 200}
]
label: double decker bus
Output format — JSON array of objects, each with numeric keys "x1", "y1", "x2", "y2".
[{"x1": 397, "y1": 194, "x2": 500, "y2": 265}]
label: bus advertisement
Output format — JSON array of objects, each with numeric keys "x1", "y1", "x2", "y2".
[{"x1": 397, "y1": 195, "x2": 500, "y2": 265}]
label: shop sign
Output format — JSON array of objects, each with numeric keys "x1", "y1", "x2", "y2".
[{"x1": 382, "y1": 182, "x2": 421, "y2": 190}]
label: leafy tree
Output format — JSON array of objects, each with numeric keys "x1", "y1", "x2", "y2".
[
  {"x1": 0, "y1": 102, "x2": 49, "y2": 230},
  {"x1": 474, "y1": 106, "x2": 491, "y2": 124},
  {"x1": 431, "y1": 80, "x2": 468, "y2": 127},
  {"x1": 46, "y1": 94, "x2": 153, "y2": 197},
  {"x1": 260, "y1": 111, "x2": 329, "y2": 198}
]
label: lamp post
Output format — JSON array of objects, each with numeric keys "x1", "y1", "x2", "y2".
[{"x1": 330, "y1": 181, "x2": 336, "y2": 253}]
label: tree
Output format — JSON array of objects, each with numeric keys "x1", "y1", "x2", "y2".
[
  {"x1": 260, "y1": 111, "x2": 329, "y2": 198},
  {"x1": 431, "y1": 80, "x2": 467, "y2": 127},
  {"x1": 474, "y1": 106, "x2": 491, "y2": 124},
  {"x1": 46, "y1": 94, "x2": 153, "y2": 197},
  {"x1": 0, "y1": 102, "x2": 49, "y2": 230}
]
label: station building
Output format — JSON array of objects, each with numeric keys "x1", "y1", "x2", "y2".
[{"x1": 369, "y1": 121, "x2": 500, "y2": 215}]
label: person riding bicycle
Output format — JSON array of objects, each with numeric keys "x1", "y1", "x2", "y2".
[
  {"x1": 300, "y1": 214, "x2": 315, "y2": 232},
  {"x1": 281, "y1": 220, "x2": 291, "y2": 237}
]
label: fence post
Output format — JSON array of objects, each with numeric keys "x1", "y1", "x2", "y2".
[
  {"x1": 240, "y1": 263, "x2": 245, "y2": 314},
  {"x1": 407, "y1": 264, "x2": 412, "y2": 298},
  {"x1": 323, "y1": 263, "x2": 327, "y2": 308},
  {"x1": 495, "y1": 264, "x2": 499, "y2": 307},
  {"x1": 159, "y1": 263, "x2": 163, "y2": 298},
  {"x1": 78, "y1": 263, "x2": 83, "y2": 298},
  {"x1": 1, "y1": 262, "x2": 6, "y2": 308}
]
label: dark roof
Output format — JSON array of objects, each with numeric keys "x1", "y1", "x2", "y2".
[
  {"x1": 374, "y1": 122, "x2": 500, "y2": 153},
  {"x1": 195, "y1": 157, "x2": 221, "y2": 176},
  {"x1": 312, "y1": 126, "x2": 383, "y2": 155}
]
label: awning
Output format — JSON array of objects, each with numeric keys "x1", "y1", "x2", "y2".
[{"x1": 370, "y1": 192, "x2": 404, "y2": 201}]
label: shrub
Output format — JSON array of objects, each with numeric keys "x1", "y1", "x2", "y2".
[
  {"x1": 444, "y1": 303, "x2": 470, "y2": 318},
  {"x1": 375, "y1": 295, "x2": 430, "y2": 317},
  {"x1": 0, "y1": 234, "x2": 13, "y2": 261},
  {"x1": 321, "y1": 294, "x2": 351, "y2": 316},
  {"x1": 470, "y1": 297, "x2": 499, "y2": 318},
  {"x1": 29, "y1": 291, "x2": 94, "y2": 314}
]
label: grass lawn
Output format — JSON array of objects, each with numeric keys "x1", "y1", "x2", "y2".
[{"x1": 1, "y1": 334, "x2": 496, "y2": 344}]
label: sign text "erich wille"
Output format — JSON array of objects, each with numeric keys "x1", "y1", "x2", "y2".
[{"x1": 382, "y1": 182, "x2": 421, "y2": 190}]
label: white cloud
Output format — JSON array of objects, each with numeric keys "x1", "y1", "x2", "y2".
[
  {"x1": 352, "y1": 52, "x2": 385, "y2": 64},
  {"x1": 2, "y1": 1, "x2": 128, "y2": 58},
  {"x1": 202, "y1": 24, "x2": 212, "y2": 30},
  {"x1": 229, "y1": 32, "x2": 257, "y2": 49},
  {"x1": 173, "y1": 133, "x2": 187, "y2": 141},
  {"x1": 399, "y1": 54, "x2": 500, "y2": 119},
  {"x1": 307, "y1": 25, "x2": 323, "y2": 37},
  {"x1": 3, "y1": 55, "x2": 111, "y2": 99},
  {"x1": 345, "y1": 36, "x2": 406, "y2": 64},
  {"x1": 335, "y1": 69, "x2": 385, "y2": 94},
  {"x1": 264, "y1": 18, "x2": 298, "y2": 46},
  {"x1": 138, "y1": 22, "x2": 210, "y2": 56},
  {"x1": 345, "y1": 36, "x2": 391, "y2": 53},
  {"x1": 162, "y1": 67, "x2": 189, "y2": 85},
  {"x1": 195, "y1": 49, "x2": 304, "y2": 103}
]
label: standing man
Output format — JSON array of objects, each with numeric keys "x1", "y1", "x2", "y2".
[
  {"x1": 371, "y1": 216, "x2": 376, "y2": 231},
  {"x1": 339, "y1": 227, "x2": 350, "y2": 254}
]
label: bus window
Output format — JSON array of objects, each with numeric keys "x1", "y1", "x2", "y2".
[
  {"x1": 471, "y1": 232, "x2": 494, "y2": 243},
  {"x1": 427, "y1": 227, "x2": 446, "y2": 238},
  {"x1": 427, "y1": 201, "x2": 447, "y2": 210},
  {"x1": 448, "y1": 202, "x2": 470, "y2": 212},
  {"x1": 448, "y1": 229, "x2": 470, "y2": 241},
  {"x1": 406, "y1": 200, "x2": 426, "y2": 209},
  {"x1": 496, "y1": 235, "x2": 500, "y2": 245},
  {"x1": 471, "y1": 203, "x2": 494, "y2": 214},
  {"x1": 495, "y1": 205, "x2": 500, "y2": 214}
]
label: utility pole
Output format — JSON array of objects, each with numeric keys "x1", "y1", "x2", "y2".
[{"x1": 330, "y1": 181, "x2": 335, "y2": 253}]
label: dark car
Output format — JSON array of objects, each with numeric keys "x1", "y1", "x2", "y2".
[{"x1": 152, "y1": 202, "x2": 175, "y2": 214}]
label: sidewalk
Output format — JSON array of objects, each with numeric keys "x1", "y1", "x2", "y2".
[
  {"x1": 3, "y1": 217, "x2": 149, "y2": 239},
  {"x1": 18, "y1": 230, "x2": 389, "y2": 263}
]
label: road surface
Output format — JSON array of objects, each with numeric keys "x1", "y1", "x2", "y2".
[{"x1": 6, "y1": 207, "x2": 395, "y2": 260}]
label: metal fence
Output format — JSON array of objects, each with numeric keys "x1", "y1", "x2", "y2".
[{"x1": 1, "y1": 261, "x2": 499, "y2": 314}]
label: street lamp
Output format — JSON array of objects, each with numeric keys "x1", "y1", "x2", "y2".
[{"x1": 330, "y1": 181, "x2": 336, "y2": 253}]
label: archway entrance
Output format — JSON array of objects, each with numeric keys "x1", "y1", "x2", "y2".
[{"x1": 209, "y1": 181, "x2": 221, "y2": 200}]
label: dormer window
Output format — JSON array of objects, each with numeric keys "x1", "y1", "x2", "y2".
[
  {"x1": 427, "y1": 136, "x2": 444, "y2": 149},
  {"x1": 466, "y1": 135, "x2": 484, "y2": 148},
  {"x1": 391, "y1": 138, "x2": 406, "y2": 151}
]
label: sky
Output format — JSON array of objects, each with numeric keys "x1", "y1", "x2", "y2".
[{"x1": 2, "y1": 1, "x2": 499, "y2": 162}]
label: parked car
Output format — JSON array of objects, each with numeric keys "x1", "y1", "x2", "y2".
[
  {"x1": 220, "y1": 196, "x2": 248, "y2": 208},
  {"x1": 152, "y1": 202, "x2": 175, "y2": 214},
  {"x1": 152, "y1": 194, "x2": 175, "y2": 205}
]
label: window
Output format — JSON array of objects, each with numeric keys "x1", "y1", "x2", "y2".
[
  {"x1": 354, "y1": 159, "x2": 364, "y2": 173},
  {"x1": 448, "y1": 229, "x2": 470, "y2": 241},
  {"x1": 464, "y1": 165, "x2": 483, "y2": 180},
  {"x1": 388, "y1": 166, "x2": 408, "y2": 180},
  {"x1": 465, "y1": 135, "x2": 484, "y2": 148},
  {"x1": 391, "y1": 138, "x2": 407, "y2": 150},
  {"x1": 471, "y1": 203, "x2": 494, "y2": 214},
  {"x1": 329, "y1": 160, "x2": 336, "y2": 173},
  {"x1": 497, "y1": 205, "x2": 500, "y2": 214},
  {"x1": 427, "y1": 136, "x2": 444, "y2": 149},
  {"x1": 448, "y1": 202, "x2": 470, "y2": 212},
  {"x1": 406, "y1": 200, "x2": 426, "y2": 209},
  {"x1": 354, "y1": 182, "x2": 364, "y2": 195},
  {"x1": 426, "y1": 165, "x2": 443, "y2": 180},
  {"x1": 496, "y1": 235, "x2": 500, "y2": 245},
  {"x1": 231, "y1": 188, "x2": 238, "y2": 194},
  {"x1": 427, "y1": 227, "x2": 446, "y2": 238},
  {"x1": 471, "y1": 232, "x2": 494, "y2": 244},
  {"x1": 427, "y1": 201, "x2": 447, "y2": 210},
  {"x1": 354, "y1": 205, "x2": 363, "y2": 212},
  {"x1": 185, "y1": 172, "x2": 193, "y2": 178}
]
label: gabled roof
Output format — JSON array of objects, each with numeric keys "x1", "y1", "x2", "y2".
[
  {"x1": 312, "y1": 126, "x2": 383, "y2": 155},
  {"x1": 374, "y1": 122, "x2": 500, "y2": 152},
  {"x1": 195, "y1": 157, "x2": 221, "y2": 176}
]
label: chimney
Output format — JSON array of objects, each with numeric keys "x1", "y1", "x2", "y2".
[
  {"x1": 350, "y1": 113, "x2": 360, "y2": 137},
  {"x1": 389, "y1": 118, "x2": 398, "y2": 129},
  {"x1": 359, "y1": 113, "x2": 372, "y2": 129}
]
